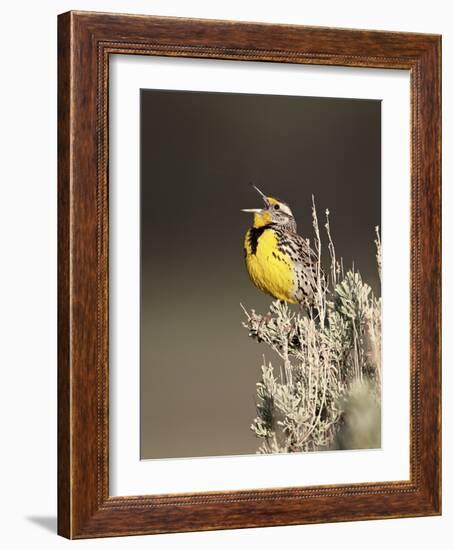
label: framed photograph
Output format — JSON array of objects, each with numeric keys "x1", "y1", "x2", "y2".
[{"x1": 58, "y1": 11, "x2": 441, "y2": 538}]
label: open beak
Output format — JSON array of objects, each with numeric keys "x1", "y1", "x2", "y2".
[
  {"x1": 252, "y1": 185, "x2": 268, "y2": 203},
  {"x1": 241, "y1": 184, "x2": 268, "y2": 213}
]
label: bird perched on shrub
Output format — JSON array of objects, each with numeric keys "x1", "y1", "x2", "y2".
[{"x1": 242, "y1": 185, "x2": 322, "y2": 310}]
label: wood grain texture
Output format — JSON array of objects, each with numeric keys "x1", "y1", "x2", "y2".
[
  {"x1": 57, "y1": 10, "x2": 441, "y2": 539},
  {"x1": 57, "y1": 11, "x2": 71, "y2": 538}
]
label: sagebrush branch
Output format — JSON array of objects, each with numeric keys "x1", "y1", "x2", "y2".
[{"x1": 242, "y1": 202, "x2": 381, "y2": 454}]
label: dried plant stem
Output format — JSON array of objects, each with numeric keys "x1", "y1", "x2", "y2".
[
  {"x1": 312, "y1": 195, "x2": 326, "y2": 328},
  {"x1": 375, "y1": 226, "x2": 382, "y2": 282},
  {"x1": 325, "y1": 208, "x2": 337, "y2": 288}
]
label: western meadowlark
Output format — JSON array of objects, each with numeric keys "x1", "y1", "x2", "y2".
[{"x1": 242, "y1": 185, "x2": 321, "y2": 310}]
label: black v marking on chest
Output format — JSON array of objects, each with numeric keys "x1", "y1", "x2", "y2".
[{"x1": 248, "y1": 224, "x2": 275, "y2": 255}]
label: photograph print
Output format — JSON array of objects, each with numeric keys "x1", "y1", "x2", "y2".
[{"x1": 140, "y1": 89, "x2": 381, "y2": 459}]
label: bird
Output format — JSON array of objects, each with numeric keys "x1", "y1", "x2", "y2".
[{"x1": 242, "y1": 185, "x2": 322, "y2": 310}]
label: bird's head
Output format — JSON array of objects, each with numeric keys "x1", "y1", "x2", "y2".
[{"x1": 242, "y1": 185, "x2": 296, "y2": 231}]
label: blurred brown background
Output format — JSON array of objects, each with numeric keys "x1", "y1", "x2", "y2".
[{"x1": 140, "y1": 89, "x2": 381, "y2": 459}]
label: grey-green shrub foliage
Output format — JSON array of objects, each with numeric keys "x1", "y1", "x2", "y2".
[{"x1": 242, "y1": 200, "x2": 381, "y2": 454}]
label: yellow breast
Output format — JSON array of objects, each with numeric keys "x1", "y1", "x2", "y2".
[{"x1": 244, "y1": 227, "x2": 297, "y2": 304}]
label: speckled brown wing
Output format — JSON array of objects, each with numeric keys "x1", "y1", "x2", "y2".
[{"x1": 275, "y1": 230, "x2": 323, "y2": 306}]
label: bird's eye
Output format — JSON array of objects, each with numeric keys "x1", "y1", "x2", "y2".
[{"x1": 274, "y1": 204, "x2": 280, "y2": 211}]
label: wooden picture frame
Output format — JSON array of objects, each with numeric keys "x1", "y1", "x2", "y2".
[{"x1": 58, "y1": 10, "x2": 441, "y2": 539}]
